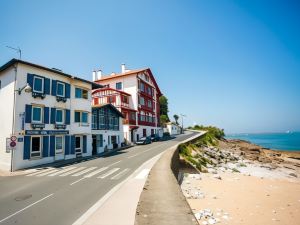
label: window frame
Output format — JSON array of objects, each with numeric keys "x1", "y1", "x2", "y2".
[
  {"x1": 116, "y1": 82, "x2": 122, "y2": 90},
  {"x1": 55, "y1": 108, "x2": 65, "y2": 124},
  {"x1": 32, "y1": 106, "x2": 43, "y2": 124},
  {"x1": 55, "y1": 136, "x2": 64, "y2": 154},
  {"x1": 81, "y1": 112, "x2": 88, "y2": 124},
  {"x1": 56, "y1": 81, "x2": 65, "y2": 97},
  {"x1": 33, "y1": 76, "x2": 44, "y2": 93},
  {"x1": 30, "y1": 136, "x2": 42, "y2": 158}
]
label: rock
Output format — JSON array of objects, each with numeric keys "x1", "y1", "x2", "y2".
[
  {"x1": 194, "y1": 212, "x2": 202, "y2": 220},
  {"x1": 202, "y1": 221, "x2": 208, "y2": 225},
  {"x1": 289, "y1": 173, "x2": 298, "y2": 178},
  {"x1": 212, "y1": 174, "x2": 222, "y2": 180},
  {"x1": 208, "y1": 218, "x2": 217, "y2": 224}
]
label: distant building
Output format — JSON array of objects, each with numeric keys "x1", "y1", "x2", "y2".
[
  {"x1": 92, "y1": 64, "x2": 163, "y2": 143},
  {"x1": 164, "y1": 122, "x2": 181, "y2": 136},
  {"x1": 91, "y1": 104, "x2": 124, "y2": 154},
  {"x1": 0, "y1": 59, "x2": 102, "y2": 171}
]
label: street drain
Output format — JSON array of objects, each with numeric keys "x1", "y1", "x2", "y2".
[{"x1": 14, "y1": 194, "x2": 32, "y2": 201}]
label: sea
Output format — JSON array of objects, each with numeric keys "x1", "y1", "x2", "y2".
[{"x1": 225, "y1": 132, "x2": 300, "y2": 151}]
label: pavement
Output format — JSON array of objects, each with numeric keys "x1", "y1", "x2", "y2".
[{"x1": 0, "y1": 131, "x2": 197, "y2": 225}]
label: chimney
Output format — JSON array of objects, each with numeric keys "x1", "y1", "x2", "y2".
[
  {"x1": 92, "y1": 71, "x2": 97, "y2": 81},
  {"x1": 96, "y1": 70, "x2": 102, "y2": 80},
  {"x1": 121, "y1": 63, "x2": 126, "y2": 73}
]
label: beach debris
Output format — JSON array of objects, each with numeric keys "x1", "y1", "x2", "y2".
[
  {"x1": 212, "y1": 174, "x2": 222, "y2": 180},
  {"x1": 289, "y1": 172, "x2": 297, "y2": 178}
]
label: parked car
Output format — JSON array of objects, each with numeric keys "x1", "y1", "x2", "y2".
[
  {"x1": 136, "y1": 136, "x2": 152, "y2": 145},
  {"x1": 150, "y1": 134, "x2": 160, "y2": 142}
]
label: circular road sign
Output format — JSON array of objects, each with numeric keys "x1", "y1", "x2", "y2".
[
  {"x1": 10, "y1": 141, "x2": 16, "y2": 148},
  {"x1": 11, "y1": 136, "x2": 17, "y2": 142}
]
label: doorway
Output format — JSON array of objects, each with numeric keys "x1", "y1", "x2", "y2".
[{"x1": 75, "y1": 136, "x2": 82, "y2": 157}]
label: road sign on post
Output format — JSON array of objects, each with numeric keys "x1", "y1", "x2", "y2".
[{"x1": 6, "y1": 137, "x2": 17, "y2": 152}]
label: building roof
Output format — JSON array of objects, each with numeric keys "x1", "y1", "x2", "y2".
[
  {"x1": 92, "y1": 103, "x2": 125, "y2": 118},
  {"x1": 95, "y1": 68, "x2": 162, "y2": 96},
  {"x1": 0, "y1": 58, "x2": 103, "y2": 89},
  {"x1": 92, "y1": 87, "x2": 131, "y2": 96}
]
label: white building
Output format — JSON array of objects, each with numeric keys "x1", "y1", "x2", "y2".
[
  {"x1": 91, "y1": 104, "x2": 124, "y2": 154},
  {"x1": 0, "y1": 59, "x2": 102, "y2": 171},
  {"x1": 164, "y1": 122, "x2": 181, "y2": 136},
  {"x1": 92, "y1": 64, "x2": 163, "y2": 143}
]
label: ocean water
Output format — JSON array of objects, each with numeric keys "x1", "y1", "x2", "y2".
[{"x1": 225, "y1": 132, "x2": 300, "y2": 151}]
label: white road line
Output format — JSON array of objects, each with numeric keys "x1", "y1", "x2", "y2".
[
  {"x1": 70, "y1": 177, "x2": 86, "y2": 186},
  {"x1": 127, "y1": 153, "x2": 141, "y2": 159},
  {"x1": 135, "y1": 169, "x2": 150, "y2": 179},
  {"x1": 0, "y1": 193, "x2": 54, "y2": 223},
  {"x1": 26, "y1": 168, "x2": 56, "y2": 176},
  {"x1": 48, "y1": 167, "x2": 77, "y2": 176},
  {"x1": 109, "y1": 160, "x2": 122, "y2": 166},
  {"x1": 84, "y1": 167, "x2": 108, "y2": 178},
  {"x1": 59, "y1": 167, "x2": 86, "y2": 176},
  {"x1": 36, "y1": 169, "x2": 60, "y2": 177},
  {"x1": 72, "y1": 167, "x2": 97, "y2": 177},
  {"x1": 97, "y1": 168, "x2": 120, "y2": 179},
  {"x1": 111, "y1": 168, "x2": 130, "y2": 180}
]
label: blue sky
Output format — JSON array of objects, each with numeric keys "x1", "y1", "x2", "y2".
[{"x1": 1, "y1": 0, "x2": 299, "y2": 134}]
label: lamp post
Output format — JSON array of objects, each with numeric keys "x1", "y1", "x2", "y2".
[{"x1": 180, "y1": 114, "x2": 186, "y2": 134}]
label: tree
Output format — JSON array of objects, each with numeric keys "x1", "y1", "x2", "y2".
[
  {"x1": 173, "y1": 114, "x2": 179, "y2": 125},
  {"x1": 159, "y1": 95, "x2": 169, "y2": 121},
  {"x1": 160, "y1": 115, "x2": 169, "y2": 126}
]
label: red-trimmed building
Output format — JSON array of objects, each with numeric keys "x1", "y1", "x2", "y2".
[{"x1": 92, "y1": 64, "x2": 163, "y2": 143}]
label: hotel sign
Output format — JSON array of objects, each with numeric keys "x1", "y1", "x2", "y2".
[{"x1": 25, "y1": 130, "x2": 69, "y2": 135}]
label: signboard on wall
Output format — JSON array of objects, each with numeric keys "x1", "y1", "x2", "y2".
[{"x1": 25, "y1": 130, "x2": 69, "y2": 135}]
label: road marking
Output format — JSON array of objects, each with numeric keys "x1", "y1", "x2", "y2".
[
  {"x1": 59, "y1": 167, "x2": 86, "y2": 176},
  {"x1": 26, "y1": 168, "x2": 56, "y2": 176},
  {"x1": 98, "y1": 168, "x2": 120, "y2": 179},
  {"x1": 0, "y1": 193, "x2": 54, "y2": 223},
  {"x1": 84, "y1": 167, "x2": 108, "y2": 178},
  {"x1": 36, "y1": 169, "x2": 60, "y2": 177},
  {"x1": 135, "y1": 169, "x2": 150, "y2": 179},
  {"x1": 110, "y1": 160, "x2": 121, "y2": 166},
  {"x1": 72, "y1": 167, "x2": 97, "y2": 177},
  {"x1": 127, "y1": 153, "x2": 141, "y2": 159},
  {"x1": 70, "y1": 177, "x2": 86, "y2": 186},
  {"x1": 111, "y1": 168, "x2": 130, "y2": 180},
  {"x1": 48, "y1": 167, "x2": 77, "y2": 176}
]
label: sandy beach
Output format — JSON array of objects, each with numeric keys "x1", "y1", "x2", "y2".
[{"x1": 180, "y1": 139, "x2": 300, "y2": 225}]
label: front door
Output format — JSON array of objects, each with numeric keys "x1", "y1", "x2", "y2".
[
  {"x1": 111, "y1": 136, "x2": 117, "y2": 149},
  {"x1": 92, "y1": 135, "x2": 97, "y2": 155},
  {"x1": 75, "y1": 136, "x2": 82, "y2": 158},
  {"x1": 55, "y1": 136, "x2": 64, "y2": 161},
  {"x1": 143, "y1": 129, "x2": 147, "y2": 137}
]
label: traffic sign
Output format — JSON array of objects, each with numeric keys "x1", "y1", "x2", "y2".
[
  {"x1": 10, "y1": 141, "x2": 16, "y2": 148},
  {"x1": 11, "y1": 136, "x2": 17, "y2": 142}
]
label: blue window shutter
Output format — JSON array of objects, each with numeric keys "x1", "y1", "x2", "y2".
[
  {"x1": 44, "y1": 107, "x2": 49, "y2": 124},
  {"x1": 65, "y1": 109, "x2": 70, "y2": 125},
  {"x1": 27, "y1": 74, "x2": 34, "y2": 88},
  {"x1": 51, "y1": 108, "x2": 56, "y2": 124},
  {"x1": 25, "y1": 105, "x2": 32, "y2": 123},
  {"x1": 51, "y1": 80, "x2": 57, "y2": 96},
  {"x1": 44, "y1": 78, "x2": 50, "y2": 95},
  {"x1": 71, "y1": 136, "x2": 75, "y2": 154},
  {"x1": 83, "y1": 135, "x2": 87, "y2": 153},
  {"x1": 65, "y1": 83, "x2": 71, "y2": 98},
  {"x1": 65, "y1": 135, "x2": 70, "y2": 155},
  {"x1": 43, "y1": 136, "x2": 49, "y2": 157},
  {"x1": 23, "y1": 136, "x2": 31, "y2": 160},
  {"x1": 50, "y1": 136, "x2": 55, "y2": 157}
]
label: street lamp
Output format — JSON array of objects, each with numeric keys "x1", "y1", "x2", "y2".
[
  {"x1": 180, "y1": 114, "x2": 186, "y2": 134},
  {"x1": 15, "y1": 83, "x2": 32, "y2": 95}
]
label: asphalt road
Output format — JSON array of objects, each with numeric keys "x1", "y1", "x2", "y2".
[{"x1": 0, "y1": 132, "x2": 197, "y2": 225}]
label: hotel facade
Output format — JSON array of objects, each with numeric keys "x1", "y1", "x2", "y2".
[
  {"x1": 0, "y1": 59, "x2": 101, "y2": 171},
  {"x1": 92, "y1": 64, "x2": 163, "y2": 143}
]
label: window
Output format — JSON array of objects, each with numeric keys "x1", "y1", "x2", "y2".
[
  {"x1": 97, "y1": 134, "x2": 103, "y2": 147},
  {"x1": 147, "y1": 87, "x2": 151, "y2": 95},
  {"x1": 75, "y1": 136, "x2": 81, "y2": 149},
  {"x1": 123, "y1": 95, "x2": 128, "y2": 104},
  {"x1": 116, "y1": 82, "x2": 122, "y2": 90},
  {"x1": 92, "y1": 111, "x2": 97, "y2": 129},
  {"x1": 139, "y1": 96, "x2": 145, "y2": 105},
  {"x1": 148, "y1": 100, "x2": 152, "y2": 108},
  {"x1": 75, "y1": 111, "x2": 81, "y2": 122},
  {"x1": 56, "y1": 82, "x2": 65, "y2": 97},
  {"x1": 145, "y1": 74, "x2": 149, "y2": 82},
  {"x1": 140, "y1": 82, "x2": 144, "y2": 92},
  {"x1": 31, "y1": 136, "x2": 41, "y2": 158},
  {"x1": 82, "y1": 112, "x2": 88, "y2": 123},
  {"x1": 108, "y1": 96, "x2": 115, "y2": 103},
  {"x1": 130, "y1": 112, "x2": 136, "y2": 120},
  {"x1": 33, "y1": 76, "x2": 44, "y2": 93},
  {"x1": 56, "y1": 109, "x2": 64, "y2": 124},
  {"x1": 55, "y1": 136, "x2": 64, "y2": 154},
  {"x1": 32, "y1": 106, "x2": 43, "y2": 123},
  {"x1": 75, "y1": 87, "x2": 88, "y2": 99}
]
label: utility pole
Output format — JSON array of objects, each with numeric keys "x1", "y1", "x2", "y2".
[
  {"x1": 6, "y1": 46, "x2": 22, "y2": 59},
  {"x1": 180, "y1": 114, "x2": 186, "y2": 134}
]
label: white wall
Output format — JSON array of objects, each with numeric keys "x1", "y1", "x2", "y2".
[{"x1": 0, "y1": 67, "x2": 15, "y2": 171}]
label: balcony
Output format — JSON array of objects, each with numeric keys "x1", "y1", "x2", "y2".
[{"x1": 123, "y1": 119, "x2": 137, "y2": 125}]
